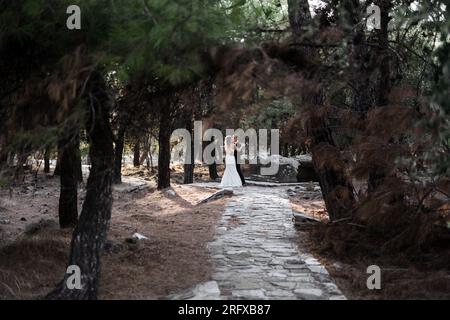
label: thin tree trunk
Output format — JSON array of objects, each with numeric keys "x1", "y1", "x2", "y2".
[
  {"x1": 14, "y1": 152, "x2": 28, "y2": 180},
  {"x1": 149, "y1": 142, "x2": 155, "y2": 173},
  {"x1": 133, "y1": 140, "x2": 140, "y2": 167},
  {"x1": 54, "y1": 154, "x2": 61, "y2": 176},
  {"x1": 75, "y1": 135, "x2": 83, "y2": 183},
  {"x1": 44, "y1": 147, "x2": 50, "y2": 173},
  {"x1": 183, "y1": 164, "x2": 194, "y2": 184},
  {"x1": 368, "y1": 0, "x2": 392, "y2": 192},
  {"x1": 376, "y1": 0, "x2": 391, "y2": 107},
  {"x1": 207, "y1": 138, "x2": 218, "y2": 180},
  {"x1": 183, "y1": 114, "x2": 194, "y2": 184},
  {"x1": 209, "y1": 163, "x2": 218, "y2": 180},
  {"x1": 46, "y1": 70, "x2": 114, "y2": 300},
  {"x1": 0, "y1": 153, "x2": 6, "y2": 168},
  {"x1": 0, "y1": 149, "x2": 10, "y2": 180},
  {"x1": 146, "y1": 156, "x2": 150, "y2": 170},
  {"x1": 113, "y1": 126, "x2": 126, "y2": 184},
  {"x1": 58, "y1": 137, "x2": 79, "y2": 228},
  {"x1": 282, "y1": 142, "x2": 289, "y2": 157},
  {"x1": 139, "y1": 137, "x2": 150, "y2": 165},
  {"x1": 287, "y1": 0, "x2": 312, "y2": 39},
  {"x1": 158, "y1": 102, "x2": 172, "y2": 190}
]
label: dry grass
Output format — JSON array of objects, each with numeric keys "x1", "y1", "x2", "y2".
[
  {"x1": 0, "y1": 167, "x2": 227, "y2": 300},
  {"x1": 0, "y1": 222, "x2": 71, "y2": 299},
  {"x1": 293, "y1": 221, "x2": 450, "y2": 299},
  {"x1": 99, "y1": 184, "x2": 226, "y2": 299},
  {"x1": 288, "y1": 191, "x2": 329, "y2": 222},
  {"x1": 289, "y1": 190, "x2": 450, "y2": 300}
]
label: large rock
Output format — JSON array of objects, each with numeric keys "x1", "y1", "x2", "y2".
[
  {"x1": 250, "y1": 154, "x2": 318, "y2": 183},
  {"x1": 253, "y1": 155, "x2": 299, "y2": 183}
]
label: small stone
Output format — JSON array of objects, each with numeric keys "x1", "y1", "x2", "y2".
[
  {"x1": 232, "y1": 289, "x2": 265, "y2": 299},
  {"x1": 294, "y1": 288, "x2": 323, "y2": 298},
  {"x1": 308, "y1": 265, "x2": 329, "y2": 274},
  {"x1": 234, "y1": 279, "x2": 263, "y2": 290},
  {"x1": 273, "y1": 251, "x2": 296, "y2": 257},
  {"x1": 305, "y1": 257, "x2": 320, "y2": 265},
  {"x1": 268, "y1": 271, "x2": 288, "y2": 278},
  {"x1": 212, "y1": 272, "x2": 234, "y2": 281},
  {"x1": 132, "y1": 232, "x2": 149, "y2": 240},
  {"x1": 164, "y1": 189, "x2": 176, "y2": 197},
  {"x1": 188, "y1": 281, "x2": 221, "y2": 300},
  {"x1": 270, "y1": 281, "x2": 296, "y2": 290},
  {"x1": 323, "y1": 282, "x2": 341, "y2": 294},
  {"x1": 265, "y1": 289, "x2": 296, "y2": 298},
  {"x1": 332, "y1": 262, "x2": 343, "y2": 270},
  {"x1": 284, "y1": 264, "x2": 307, "y2": 270}
]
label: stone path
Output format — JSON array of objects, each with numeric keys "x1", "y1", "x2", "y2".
[{"x1": 170, "y1": 184, "x2": 346, "y2": 300}]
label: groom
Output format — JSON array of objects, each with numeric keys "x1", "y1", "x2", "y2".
[{"x1": 233, "y1": 136, "x2": 246, "y2": 186}]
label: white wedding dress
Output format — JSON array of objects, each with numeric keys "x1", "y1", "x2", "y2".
[{"x1": 219, "y1": 138, "x2": 242, "y2": 188}]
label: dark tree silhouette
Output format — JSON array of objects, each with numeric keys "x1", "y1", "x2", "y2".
[
  {"x1": 57, "y1": 136, "x2": 79, "y2": 228},
  {"x1": 47, "y1": 70, "x2": 114, "y2": 299}
]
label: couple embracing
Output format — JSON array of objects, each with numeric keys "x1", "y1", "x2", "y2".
[{"x1": 219, "y1": 135, "x2": 246, "y2": 188}]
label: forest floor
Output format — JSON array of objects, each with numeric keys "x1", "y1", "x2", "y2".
[
  {"x1": 0, "y1": 165, "x2": 228, "y2": 299},
  {"x1": 0, "y1": 164, "x2": 448, "y2": 299}
]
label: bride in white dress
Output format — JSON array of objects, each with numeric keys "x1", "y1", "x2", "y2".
[{"x1": 219, "y1": 135, "x2": 243, "y2": 188}]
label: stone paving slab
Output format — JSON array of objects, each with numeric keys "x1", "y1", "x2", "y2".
[{"x1": 170, "y1": 184, "x2": 346, "y2": 300}]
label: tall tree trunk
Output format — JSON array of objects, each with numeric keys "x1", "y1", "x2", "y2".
[
  {"x1": 46, "y1": 70, "x2": 114, "y2": 300},
  {"x1": 54, "y1": 154, "x2": 61, "y2": 176},
  {"x1": 287, "y1": 0, "x2": 355, "y2": 221},
  {"x1": 139, "y1": 137, "x2": 150, "y2": 165},
  {"x1": 158, "y1": 102, "x2": 172, "y2": 190},
  {"x1": 113, "y1": 126, "x2": 126, "y2": 184},
  {"x1": 44, "y1": 147, "x2": 50, "y2": 173},
  {"x1": 58, "y1": 137, "x2": 79, "y2": 228},
  {"x1": 376, "y1": 0, "x2": 391, "y2": 107},
  {"x1": 0, "y1": 152, "x2": 6, "y2": 167},
  {"x1": 368, "y1": 0, "x2": 392, "y2": 192},
  {"x1": 345, "y1": 0, "x2": 373, "y2": 113},
  {"x1": 287, "y1": 0, "x2": 312, "y2": 39},
  {"x1": 209, "y1": 162, "x2": 218, "y2": 181},
  {"x1": 14, "y1": 152, "x2": 28, "y2": 180},
  {"x1": 206, "y1": 138, "x2": 218, "y2": 180},
  {"x1": 0, "y1": 148, "x2": 9, "y2": 181},
  {"x1": 133, "y1": 140, "x2": 140, "y2": 167},
  {"x1": 183, "y1": 161, "x2": 194, "y2": 184},
  {"x1": 307, "y1": 114, "x2": 356, "y2": 221},
  {"x1": 183, "y1": 113, "x2": 194, "y2": 184},
  {"x1": 149, "y1": 141, "x2": 155, "y2": 173},
  {"x1": 282, "y1": 142, "x2": 289, "y2": 157},
  {"x1": 75, "y1": 135, "x2": 83, "y2": 183}
]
